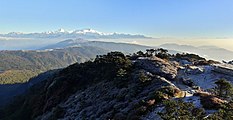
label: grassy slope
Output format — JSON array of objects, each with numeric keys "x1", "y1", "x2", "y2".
[{"x1": 0, "y1": 70, "x2": 41, "y2": 84}]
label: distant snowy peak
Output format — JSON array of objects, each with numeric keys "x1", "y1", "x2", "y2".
[
  {"x1": 72, "y1": 29, "x2": 107, "y2": 35},
  {"x1": 0, "y1": 28, "x2": 151, "y2": 39},
  {"x1": 44, "y1": 28, "x2": 70, "y2": 34},
  {"x1": 64, "y1": 28, "x2": 115, "y2": 36},
  {"x1": 56, "y1": 28, "x2": 66, "y2": 33},
  {"x1": 7, "y1": 32, "x2": 24, "y2": 35}
]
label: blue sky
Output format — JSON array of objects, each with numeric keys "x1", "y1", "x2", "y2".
[{"x1": 1, "y1": 0, "x2": 233, "y2": 37}]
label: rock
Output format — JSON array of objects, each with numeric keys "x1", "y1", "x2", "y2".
[
  {"x1": 147, "y1": 99, "x2": 156, "y2": 106},
  {"x1": 179, "y1": 60, "x2": 192, "y2": 66},
  {"x1": 181, "y1": 78, "x2": 195, "y2": 87},
  {"x1": 194, "y1": 60, "x2": 209, "y2": 65},
  {"x1": 185, "y1": 66, "x2": 204, "y2": 75}
]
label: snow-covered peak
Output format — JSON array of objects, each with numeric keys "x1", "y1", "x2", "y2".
[
  {"x1": 72, "y1": 28, "x2": 113, "y2": 35},
  {"x1": 43, "y1": 31, "x2": 53, "y2": 34},
  {"x1": 44, "y1": 28, "x2": 73, "y2": 34},
  {"x1": 1, "y1": 28, "x2": 149, "y2": 39},
  {"x1": 46, "y1": 28, "x2": 106, "y2": 35},
  {"x1": 7, "y1": 32, "x2": 24, "y2": 35},
  {"x1": 55, "y1": 28, "x2": 67, "y2": 33}
]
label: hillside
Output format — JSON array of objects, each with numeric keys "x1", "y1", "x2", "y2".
[
  {"x1": 1, "y1": 50, "x2": 232, "y2": 120},
  {"x1": 0, "y1": 46, "x2": 107, "y2": 84},
  {"x1": 41, "y1": 39, "x2": 151, "y2": 54},
  {"x1": 0, "y1": 40, "x2": 151, "y2": 84},
  {"x1": 0, "y1": 46, "x2": 107, "y2": 71},
  {"x1": 0, "y1": 41, "x2": 151, "y2": 108},
  {"x1": 0, "y1": 70, "x2": 39, "y2": 84},
  {"x1": 0, "y1": 69, "x2": 58, "y2": 107}
]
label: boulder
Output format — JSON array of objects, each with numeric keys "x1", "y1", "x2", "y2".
[{"x1": 185, "y1": 66, "x2": 204, "y2": 75}]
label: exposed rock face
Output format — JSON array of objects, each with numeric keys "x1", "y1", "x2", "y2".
[{"x1": 135, "y1": 57, "x2": 178, "y2": 80}]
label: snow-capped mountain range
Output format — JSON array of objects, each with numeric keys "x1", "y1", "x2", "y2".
[{"x1": 0, "y1": 28, "x2": 151, "y2": 39}]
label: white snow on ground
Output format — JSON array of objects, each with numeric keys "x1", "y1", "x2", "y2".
[
  {"x1": 143, "y1": 61, "x2": 233, "y2": 120},
  {"x1": 178, "y1": 65, "x2": 233, "y2": 90},
  {"x1": 213, "y1": 63, "x2": 233, "y2": 70},
  {"x1": 183, "y1": 96, "x2": 217, "y2": 116}
]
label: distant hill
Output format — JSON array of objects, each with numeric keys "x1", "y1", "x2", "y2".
[
  {"x1": 41, "y1": 39, "x2": 151, "y2": 54},
  {"x1": 0, "y1": 46, "x2": 107, "y2": 84},
  {"x1": 160, "y1": 43, "x2": 233, "y2": 61},
  {"x1": 0, "y1": 46, "x2": 107, "y2": 71},
  {"x1": 0, "y1": 40, "x2": 152, "y2": 84}
]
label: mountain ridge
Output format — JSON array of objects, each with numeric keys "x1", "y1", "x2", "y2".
[
  {"x1": 0, "y1": 28, "x2": 151, "y2": 39},
  {"x1": 41, "y1": 39, "x2": 151, "y2": 54},
  {"x1": 1, "y1": 50, "x2": 232, "y2": 120}
]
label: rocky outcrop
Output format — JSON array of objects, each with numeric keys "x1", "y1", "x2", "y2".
[{"x1": 135, "y1": 56, "x2": 178, "y2": 80}]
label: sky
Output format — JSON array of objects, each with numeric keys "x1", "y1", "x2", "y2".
[{"x1": 0, "y1": 0, "x2": 233, "y2": 38}]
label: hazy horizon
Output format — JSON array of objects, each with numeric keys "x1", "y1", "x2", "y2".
[{"x1": 1, "y1": 28, "x2": 233, "y2": 52}]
